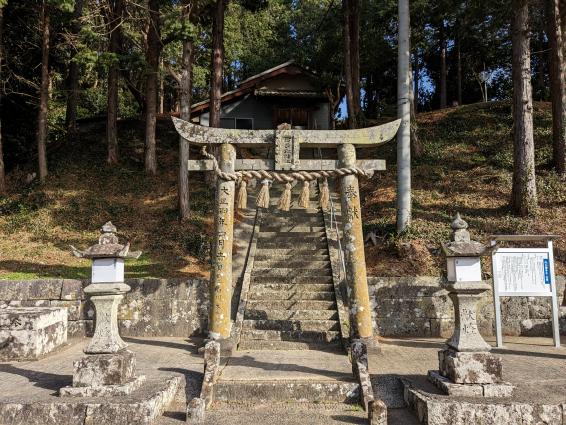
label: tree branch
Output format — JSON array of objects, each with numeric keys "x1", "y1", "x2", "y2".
[{"x1": 165, "y1": 62, "x2": 181, "y2": 85}]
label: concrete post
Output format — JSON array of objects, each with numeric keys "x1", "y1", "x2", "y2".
[
  {"x1": 337, "y1": 144, "x2": 378, "y2": 349},
  {"x1": 209, "y1": 143, "x2": 236, "y2": 343}
]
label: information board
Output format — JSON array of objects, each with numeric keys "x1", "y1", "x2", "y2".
[
  {"x1": 490, "y1": 236, "x2": 560, "y2": 348},
  {"x1": 492, "y1": 250, "x2": 552, "y2": 295}
]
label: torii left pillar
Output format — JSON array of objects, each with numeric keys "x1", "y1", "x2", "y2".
[{"x1": 209, "y1": 143, "x2": 236, "y2": 353}]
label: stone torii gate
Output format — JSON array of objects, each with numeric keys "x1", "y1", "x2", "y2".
[{"x1": 173, "y1": 118, "x2": 400, "y2": 351}]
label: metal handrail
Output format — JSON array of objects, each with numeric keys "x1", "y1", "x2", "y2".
[
  {"x1": 328, "y1": 186, "x2": 347, "y2": 282},
  {"x1": 317, "y1": 147, "x2": 347, "y2": 282}
]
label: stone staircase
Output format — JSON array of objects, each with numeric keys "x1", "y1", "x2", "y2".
[{"x1": 238, "y1": 183, "x2": 343, "y2": 351}]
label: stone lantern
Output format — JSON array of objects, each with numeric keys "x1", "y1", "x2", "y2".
[
  {"x1": 60, "y1": 222, "x2": 145, "y2": 397},
  {"x1": 428, "y1": 214, "x2": 514, "y2": 397}
]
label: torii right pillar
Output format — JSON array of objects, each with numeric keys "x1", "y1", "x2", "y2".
[{"x1": 337, "y1": 143, "x2": 380, "y2": 351}]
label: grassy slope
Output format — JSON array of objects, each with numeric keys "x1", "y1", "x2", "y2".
[
  {"x1": 361, "y1": 101, "x2": 565, "y2": 276},
  {"x1": 0, "y1": 117, "x2": 214, "y2": 280},
  {"x1": 0, "y1": 101, "x2": 563, "y2": 280}
]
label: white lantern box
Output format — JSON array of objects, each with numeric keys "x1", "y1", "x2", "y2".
[
  {"x1": 446, "y1": 256, "x2": 482, "y2": 282},
  {"x1": 92, "y1": 258, "x2": 125, "y2": 283}
]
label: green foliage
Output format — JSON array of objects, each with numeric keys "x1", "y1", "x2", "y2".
[
  {"x1": 48, "y1": 0, "x2": 74, "y2": 13},
  {"x1": 162, "y1": 8, "x2": 197, "y2": 42}
]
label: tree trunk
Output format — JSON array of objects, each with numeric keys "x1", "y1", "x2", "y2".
[
  {"x1": 349, "y1": 0, "x2": 361, "y2": 124},
  {"x1": 65, "y1": 0, "x2": 84, "y2": 143},
  {"x1": 0, "y1": 6, "x2": 5, "y2": 194},
  {"x1": 144, "y1": 0, "x2": 161, "y2": 175},
  {"x1": 560, "y1": 0, "x2": 566, "y2": 58},
  {"x1": 549, "y1": 0, "x2": 566, "y2": 176},
  {"x1": 511, "y1": 0, "x2": 537, "y2": 216},
  {"x1": 439, "y1": 21, "x2": 447, "y2": 109},
  {"x1": 179, "y1": 35, "x2": 195, "y2": 221},
  {"x1": 158, "y1": 58, "x2": 164, "y2": 114},
  {"x1": 397, "y1": 0, "x2": 411, "y2": 232},
  {"x1": 536, "y1": 29, "x2": 546, "y2": 100},
  {"x1": 342, "y1": 0, "x2": 357, "y2": 129},
  {"x1": 37, "y1": 0, "x2": 50, "y2": 183},
  {"x1": 414, "y1": 50, "x2": 419, "y2": 112},
  {"x1": 456, "y1": 36, "x2": 463, "y2": 106},
  {"x1": 106, "y1": 0, "x2": 123, "y2": 165},
  {"x1": 210, "y1": 0, "x2": 226, "y2": 128},
  {"x1": 409, "y1": 61, "x2": 423, "y2": 158}
]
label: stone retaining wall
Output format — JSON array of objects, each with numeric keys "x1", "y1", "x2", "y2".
[
  {"x1": 368, "y1": 276, "x2": 566, "y2": 338},
  {"x1": 1, "y1": 277, "x2": 564, "y2": 339},
  {"x1": 0, "y1": 279, "x2": 209, "y2": 338}
]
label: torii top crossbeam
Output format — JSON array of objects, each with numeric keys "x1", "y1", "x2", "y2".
[{"x1": 173, "y1": 117, "x2": 401, "y2": 147}]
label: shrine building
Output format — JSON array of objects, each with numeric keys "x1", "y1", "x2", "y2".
[{"x1": 190, "y1": 60, "x2": 333, "y2": 130}]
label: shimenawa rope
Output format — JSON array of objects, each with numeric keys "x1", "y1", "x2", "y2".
[{"x1": 201, "y1": 146, "x2": 372, "y2": 210}]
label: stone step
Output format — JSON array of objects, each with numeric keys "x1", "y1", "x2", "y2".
[
  {"x1": 256, "y1": 242, "x2": 328, "y2": 250},
  {"x1": 253, "y1": 255, "x2": 330, "y2": 263},
  {"x1": 250, "y1": 275, "x2": 334, "y2": 284},
  {"x1": 258, "y1": 231, "x2": 326, "y2": 238},
  {"x1": 242, "y1": 319, "x2": 340, "y2": 332},
  {"x1": 254, "y1": 248, "x2": 329, "y2": 258},
  {"x1": 244, "y1": 309, "x2": 339, "y2": 321},
  {"x1": 252, "y1": 260, "x2": 331, "y2": 269},
  {"x1": 266, "y1": 209, "x2": 321, "y2": 216},
  {"x1": 245, "y1": 300, "x2": 337, "y2": 311},
  {"x1": 249, "y1": 283, "x2": 334, "y2": 292},
  {"x1": 256, "y1": 237, "x2": 327, "y2": 245},
  {"x1": 254, "y1": 248, "x2": 328, "y2": 254},
  {"x1": 260, "y1": 226, "x2": 326, "y2": 232},
  {"x1": 241, "y1": 329, "x2": 341, "y2": 343},
  {"x1": 237, "y1": 339, "x2": 342, "y2": 351},
  {"x1": 263, "y1": 221, "x2": 325, "y2": 228},
  {"x1": 214, "y1": 380, "x2": 359, "y2": 404},
  {"x1": 263, "y1": 216, "x2": 323, "y2": 222},
  {"x1": 252, "y1": 268, "x2": 332, "y2": 277},
  {"x1": 266, "y1": 211, "x2": 323, "y2": 216},
  {"x1": 248, "y1": 290, "x2": 335, "y2": 301}
]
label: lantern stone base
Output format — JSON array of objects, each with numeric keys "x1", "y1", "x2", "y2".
[
  {"x1": 428, "y1": 370, "x2": 514, "y2": 398},
  {"x1": 428, "y1": 348, "x2": 514, "y2": 398},
  {"x1": 59, "y1": 375, "x2": 145, "y2": 397},
  {"x1": 59, "y1": 349, "x2": 145, "y2": 397},
  {"x1": 438, "y1": 348, "x2": 502, "y2": 384}
]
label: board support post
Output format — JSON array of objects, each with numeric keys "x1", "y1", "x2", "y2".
[{"x1": 548, "y1": 240, "x2": 561, "y2": 348}]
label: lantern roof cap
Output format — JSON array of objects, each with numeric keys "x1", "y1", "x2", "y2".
[
  {"x1": 70, "y1": 222, "x2": 142, "y2": 259},
  {"x1": 443, "y1": 213, "x2": 487, "y2": 257}
]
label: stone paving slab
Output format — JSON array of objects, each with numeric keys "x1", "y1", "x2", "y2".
[
  {"x1": 2, "y1": 335, "x2": 565, "y2": 424},
  {"x1": 0, "y1": 337, "x2": 204, "y2": 401},
  {"x1": 0, "y1": 337, "x2": 205, "y2": 425},
  {"x1": 219, "y1": 349, "x2": 354, "y2": 381},
  {"x1": 372, "y1": 336, "x2": 566, "y2": 406},
  {"x1": 159, "y1": 399, "x2": 420, "y2": 425}
]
